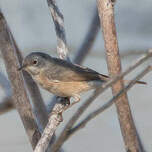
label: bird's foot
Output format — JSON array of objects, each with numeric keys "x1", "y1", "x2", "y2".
[{"x1": 67, "y1": 95, "x2": 80, "y2": 109}]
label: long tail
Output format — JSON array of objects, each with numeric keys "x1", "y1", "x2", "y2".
[
  {"x1": 99, "y1": 74, "x2": 147, "y2": 85},
  {"x1": 123, "y1": 80, "x2": 147, "y2": 85}
]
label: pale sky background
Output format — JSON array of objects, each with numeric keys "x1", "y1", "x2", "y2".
[
  {"x1": 0, "y1": 0, "x2": 152, "y2": 54},
  {"x1": 0, "y1": 0, "x2": 152, "y2": 152}
]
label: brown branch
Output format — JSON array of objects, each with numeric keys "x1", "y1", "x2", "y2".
[
  {"x1": 0, "y1": 14, "x2": 41, "y2": 149},
  {"x1": 97, "y1": 0, "x2": 143, "y2": 151},
  {"x1": 67, "y1": 66, "x2": 152, "y2": 139},
  {"x1": 52, "y1": 49, "x2": 152, "y2": 151},
  {"x1": 73, "y1": 10, "x2": 100, "y2": 64}
]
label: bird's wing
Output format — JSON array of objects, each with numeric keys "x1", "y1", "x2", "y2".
[
  {"x1": 44, "y1": 58, "x2": 147, "y2": 85},
  {"x1": 45, "y1": 58, "x2": 107, "y2": 82}
]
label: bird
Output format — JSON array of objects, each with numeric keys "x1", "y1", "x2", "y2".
[{"x1": 18, "y1": 52, "x2": 146, "y2": 106}]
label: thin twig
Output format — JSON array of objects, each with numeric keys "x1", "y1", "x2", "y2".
[
  {"x1": 47, "y1": 0, "x2": 70, "y2": 61},
  {"x1": 73, "y1": 10, "x2": 100, "y2": 64},
  {"x1": 68, "y1": 66, "x2": 152, "y2": 138},
  {"x1": 0, "y1": 14, "x2": 41, "y2": 149},
  {"x1": 52, "y1": 49, "x2": 152, "y2": 151}
]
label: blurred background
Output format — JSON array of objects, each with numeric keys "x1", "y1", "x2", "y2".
[{"x1": 0, "y1": 0, "x2": 152, "y2": 152}]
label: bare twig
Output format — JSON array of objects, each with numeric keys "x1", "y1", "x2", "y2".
[
  {"x1": 97, "y1": 0, "x2": 143, "y2": 151},
  {"x1": 0, "y1": 14, "x2": 41, "y2": 149},
  {"x1": 52, "y1": 49, "x2": 152, "y2": 151},
  {"x1": 74, "y1": 10, "x2": 100, "y2": 64},
  {"x1": 47, "y1": 0, "x2": 70, "y2": 61},
  {"x1": 68, "y1": 66, "x2": 152, "y2": 138},
  {"x1": 34, "y1": 99, "x2": 69, "y2": 152}
]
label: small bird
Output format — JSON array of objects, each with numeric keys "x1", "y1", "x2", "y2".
[{"x1": 18, "y1": 52, "x2": 146, "y2": 105}]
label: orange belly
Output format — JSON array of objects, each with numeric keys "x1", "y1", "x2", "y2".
[
  {"x1": 33, "y1": 74, "x2": 91, "y2": 97},
  {"x1": 47, "y1": 81, "x2": 91, "y2": 97}
]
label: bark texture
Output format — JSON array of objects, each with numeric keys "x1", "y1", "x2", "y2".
[
  {"x1": 97, "y1": 0, "x2": 143, "y2": 151},
  {"x1": 0, "y1": 14, "x2": 41, "y2": 149}
]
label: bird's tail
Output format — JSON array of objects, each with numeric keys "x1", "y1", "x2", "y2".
[
  {"x1": 99, "y1": 74, "x2": 147, "y2": 85},
  {"x1": 123, "y1": 80, "x2": 147, "y2": 85}
]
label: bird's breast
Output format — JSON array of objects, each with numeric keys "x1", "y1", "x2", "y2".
[{"x1": 32, "y1": 73, "x2": 95, "y2": 97}]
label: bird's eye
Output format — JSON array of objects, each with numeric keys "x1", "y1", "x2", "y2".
[{"x1": 32, "y1": 59, "x2": 38, "y2": 65}]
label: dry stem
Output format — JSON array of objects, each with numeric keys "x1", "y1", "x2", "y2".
[
  {"x1": 97, "y1": 0, "x2": 144, "y2": 151},
  {"x1": 34, "y1": 99, "x2": 69, "y2": 152},
  {"x1": 47, "y1": 0, "x2": 70, "y2": 61},
  {"x1": 0, "y1": 14, "x2": 41, "y2": 149}
]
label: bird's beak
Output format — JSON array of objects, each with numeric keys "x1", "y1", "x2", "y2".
[{"x1": 17, "y1": 64, "x2": 27, "y2": 71}]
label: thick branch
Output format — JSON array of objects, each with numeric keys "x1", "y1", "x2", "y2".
[
  {"x1": 0, "y1": 14, "x2": 40, "y2": 149},
  {"x1": 97, "y1": 0, "x2": 143, "y2": 151},
  {"x1": 52, "y1": 49, "x2": 152, "y2": 151}
]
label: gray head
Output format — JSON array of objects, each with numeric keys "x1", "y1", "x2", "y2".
[{"x1": 18, "y1": 52, "x2": 52, "y2": 75}]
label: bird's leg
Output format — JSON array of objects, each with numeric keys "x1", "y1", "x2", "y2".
[
  {"x1": 62, "y1": 95, "x2": 80, "y2": 111},
  {"x1": 61, "y1": 97, "x2": 70, "y2": 106},
  {"x1": 69, "y1": 94, "x2": 81, "y2": 108},
  {"x1": 59, "y1": 97, "x2": 70, "y2": 112}
]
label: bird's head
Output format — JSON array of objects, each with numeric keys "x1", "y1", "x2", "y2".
[{"x1": 18, "y1": 52, "x2": 51, "y2": 75}]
